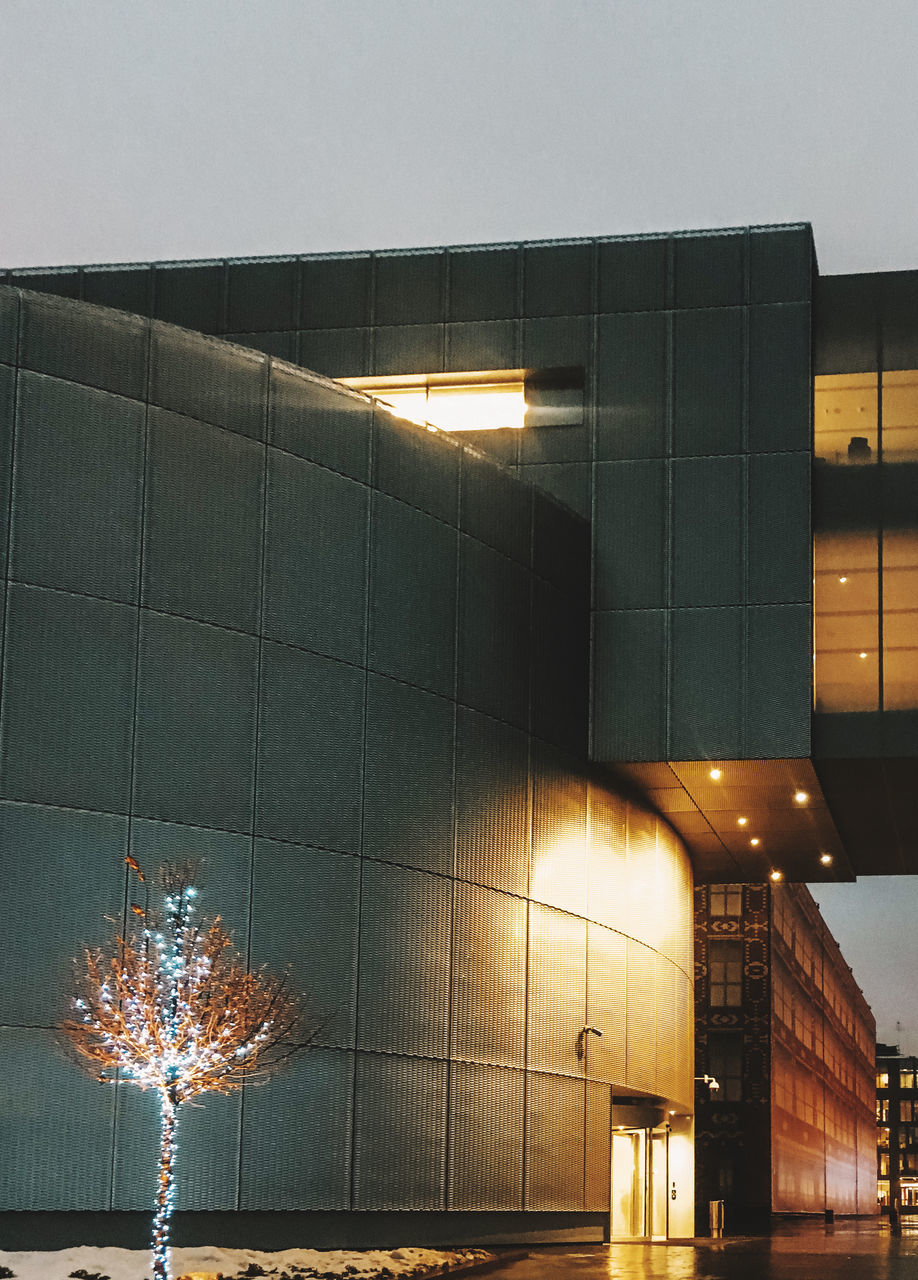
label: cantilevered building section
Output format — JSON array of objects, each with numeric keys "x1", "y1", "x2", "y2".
[{"x1": 0, "y1": 222, "x2": 909, "y2": 1245}]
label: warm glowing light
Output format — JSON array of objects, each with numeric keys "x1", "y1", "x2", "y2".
[
  {"x1": 770, "y1": 869, "x2": 784, "y2": 882},
  {"x1": 750, "y1": 837, "x2": 761, "y2": 847},
  {"x1": 737, "y1": 816, "x2": 748, "y2": 826},
  {"x1": 341, "y1": 376, "x2": 528, "y2": 431},
  {"x1": 794, "y1": 791, "x2": 809, "y2": 805},
  {"x1": 820, "y1": 852, "x2": 834, "y2": 866},
  {"x1": 859, "y1": 651, "x2": 869, "y2": 659},
  {"x1": 839, "y1": 576, "x2": 848, "y2": 584},
  {"x1": 709, "y1": 767, "x2": 722, "y2": 780}
]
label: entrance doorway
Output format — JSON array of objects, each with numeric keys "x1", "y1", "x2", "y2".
[{"x1": 610, "y1": 1127, "x2": 670, "y2": 1239}]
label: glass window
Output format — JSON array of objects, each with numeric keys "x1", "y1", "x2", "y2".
[
  {"x1": 903, "y1": 1070, "x2": 917, "y2": 1090},
  {"x1": 814, "y1": 531, "x2": 880, "y2": 712},
  {"x1": 882, "y1": 370, "x2": 918, "y2": 463},
  {"x1": 709, "y1": 940, "x2": 742, "y2": 1006},
  {"x1": 707, "y1": 1033, "x2": 743, "y2": 1102},
  {"x1": 878, "y1": 1071, "x2": 889, "y2": 1089},
  {"x1": 814, "y1": 372, "x2": 878, "y2": 465},
  {"x1": 709, "y1": 884, "x2": 742, "y2": 916}
]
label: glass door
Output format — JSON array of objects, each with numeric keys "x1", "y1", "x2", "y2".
[
  {"x1": 611, "y1": 1129, "x2": 647, "y2": 1238},
  {"x1": 649, "y1": 1130, "x2": 669, "y2": 1239}
]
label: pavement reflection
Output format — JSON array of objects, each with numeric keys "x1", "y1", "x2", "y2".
[{"x1": 494, "y1": 1219, "x2": 918, "y2": 1279}]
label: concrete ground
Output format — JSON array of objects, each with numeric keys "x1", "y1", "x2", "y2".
[{"x1": 493, "y1": 1219, "x2": 918, "y2": 1279}]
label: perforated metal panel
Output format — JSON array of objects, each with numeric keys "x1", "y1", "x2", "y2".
[
  {"x1": 133, "y1": 611, "x2": 258, "y2": 832},
  {"x1": 363, "y1": 674, "x2": 455, "y2": 876},
  {"x1": 584, "y1": 1080, "x2": 611, "y2": 1211},
  {"x1": 672, "y1": 456, "x2": 744, "y2": 606},
  {"x1": 143, "y1": 409, "x2": 264, "y2": 632},
  {"x1": 531, "y1": 743, "x2": 587, "y2": 917},
  {"x1": 300, "y1": 257, "x2": 371, "y2": 330},
  {"x1": 150, "y1": 327, "x2": 267, "y2": 440},
  {"x1": 523, "y1": 244, "x2": 593, "y2": 318},
  {"x1": 672, "y1": 308, "x2": 744, "y2": 456},
  {"x1": 374, "y1": 324, "x2": 444, "y2": 376},
  {"x1": 454, "y1": 706, "x2": 529, "y2": 896},
  {"x1": 0, "y1": 801, "x2": 126, "y2": 1026},
  {"x1": 255, "y1": 640, "x2": 364, "y2": 851},
  {"x1": 0, "y1": 1028, "x2": 115, "y2": 1209},
  {"x1": 357, "y1": 862, "x2": 450, "y2": 1058},
  {"x1": 1, "y1": 584, "x2": 136, "y2": 813},
  {"x1": 594, "y1": 460, "x2": 666, "y2": 610},
  {"x1": 527, "y1": 903, "x2": 586, "y2": 1076},
  {"x1": 654, "y1": 953, "x2": 678, "y2": 1102},
  {"x1": 747, "y1": 452, "x2": 810, "y2": 604},
  {"x1": 251, "y1": 839, "x2": 359, "y2": 1048},
  {"x1": 592, "y1": 609, "x2": 668, "y2": 762},
  {"x1": 20, "y1": 291, "x2": 148, "y2": 400},
  {"x1": 596, "y1": 311, "x2": 667, "y2": 461},
  {"x1": 525, "y1": 1072, "x2": 585, "y2": 1210},
  {"x1": 131, "y1": 818, "x2": 252, "y2": 940},
  {"x1": 446, "y1": 320, "x2": 518, "y2": 373},
  {"x1": 451, "y1": 883, "x2": 526, "y2": 1068},
  {"x1": 375, "y1": 412, "x2": 459, "y2": 525},
  {"x1": 240, "y1": 1047, "x2": 353, "y2": 1209},
  {"x1": 376, "y1": 252, "x2": 445, "y2": 326},
  {"x1": 461, "y1": 450, "x2": 532, "y2": 566},
  {"x1": 748, "y1": 304, "x2": 811, "y2": 451},
  {"x1": 263, "y1": 450, "x2": 369, "y2": 664},
  {"x1": 674, "y1": 232, "x2": 744, "y2": 309},
  {"x1": 0, "y1": 285, "x2": 20, "y2": 363},
  {"x1": 448, "y1": 1061, "x2": 524, "y2": 1210},
  {"x1": 458, "y1": 537, "x2": 531, "y2": 728},
  {"x1": 669, "y1": 607, "x2": 743, "y2": 760},
  {"x1": 353, "y1": 1053, "x2": 447, "y2": 1209},
  {"x1": 269, "y1": 363, "x2": 373, "y2": 482},
  {"x1": 112, "y1": 1081, "x2": 240, "y2": 1211},
  {"x1": 585, "y1": 923, "x2": 627, "y2": 1086},
  {"x1": 586, "y1": 783, "x2": 628, "y2": 933},
  {"x1": 368, "y1": 494, "x2": 457, "y2": 698},
  {"x1": 625, "y1": 938, "x2": 657, "y2": 1095}
]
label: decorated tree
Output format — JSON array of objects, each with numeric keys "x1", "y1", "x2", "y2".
[{"x1": 63, "y1": 860, "x2": 308, "y2": 1280}]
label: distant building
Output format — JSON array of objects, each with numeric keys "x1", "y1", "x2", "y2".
[
  {"x1": 695, "y1": 882, "x2": 876, "y2": 1230},
  {"x1": 876, "y1": 1043, "x2": 918, "y2": 1213}
]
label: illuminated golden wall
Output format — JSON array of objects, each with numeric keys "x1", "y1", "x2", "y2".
[{"x1": 770, "y1": 887, "x2": 877, "y2": 1214}]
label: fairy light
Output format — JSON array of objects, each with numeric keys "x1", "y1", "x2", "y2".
[{"x1": 63, "y1": 862, "x2": 307, "y2": 1280}]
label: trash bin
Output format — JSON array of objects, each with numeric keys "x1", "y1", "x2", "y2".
[{"x1": 709, "y1": 1198, "x2": 725, "y2": 1238}]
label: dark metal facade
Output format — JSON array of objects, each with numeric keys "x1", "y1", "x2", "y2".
[{"x1": 0, "y1": 285, "x2": 694, "y2": 1239}]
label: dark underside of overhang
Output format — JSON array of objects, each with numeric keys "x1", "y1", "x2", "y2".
[{"x1": 615, "y1": 747, "x2": 918, "y2": 882}]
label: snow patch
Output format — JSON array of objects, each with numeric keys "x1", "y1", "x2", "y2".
[{"x1": 0, "y1": 1244, "x2": 495, "y2": 1280}]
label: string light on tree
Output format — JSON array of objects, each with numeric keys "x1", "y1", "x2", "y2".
[{"x1": 63, "y1": 860, "x2": 313, "y2": 1280}]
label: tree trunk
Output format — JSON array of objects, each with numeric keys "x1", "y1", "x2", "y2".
[{"x1": 152, "y1": 1091, "x2": 179, "y2": 1280}]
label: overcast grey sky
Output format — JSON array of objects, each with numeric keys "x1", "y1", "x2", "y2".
[
  {"x1": 4, "y1": 0, "x2": 918, "y2": 1049},
  {"x1": 4, "y1": 0, "x2": 918, "y2": 273}
]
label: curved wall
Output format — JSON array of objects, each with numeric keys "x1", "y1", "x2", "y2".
[{"x1": 0, "y1": 287, "x2": 693, "y2": 1223}]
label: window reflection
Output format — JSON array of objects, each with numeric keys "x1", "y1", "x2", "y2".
[
  {"x1": 814, "y1": 532, "x2": 879, "y2": 712},
  {"x1": 814, "y1": 373, "x2": 877, "y2": 465},
  {"x1": 882, "y1": 371, "x2": 918, "y2": 463}
]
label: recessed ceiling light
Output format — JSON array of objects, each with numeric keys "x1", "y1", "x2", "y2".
[
  {"x1": 820, "y1": 852, "x2": 834, "y2": 866},
  {"x1": 794, "y1": 791, "x2": 809, "y2": 805},
  {"x1": 750, "y1": 837, "x2": 761, "y2": 847},
  {"x1": 839, "y1": 576, "x2": 848, "y2": 584},
  {"x1": 858, "y1": 651, "x2": 868, "y2": 660},
  {"x1": 770, "y1": 869, "x2": 783, "y2": 882},
  {"x1": 709, "y1": 768, "x2": 722, "y2": 780},
  {"x1": 737, "y1": 816, "x2": 748, "y2": 826}
]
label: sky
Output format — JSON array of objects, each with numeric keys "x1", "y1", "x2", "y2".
[{"x1": 3, "y1": 0, "x2": 918, "y2": 1048}]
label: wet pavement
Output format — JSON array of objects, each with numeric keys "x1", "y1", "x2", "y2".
[{"x1": 494, "y1": 1219, "x2": 918, "y2": 1279}]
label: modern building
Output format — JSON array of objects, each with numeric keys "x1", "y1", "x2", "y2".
[
  {"x1": 876, "y1": 1042, "x2": 918, "y2": 1214},
  {"x1": 695, "y1": 881, "x2": 876, "y2": 1231},
  {"x1": 0, "y1": 222, "x2": 914, "y2": 1248}
]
